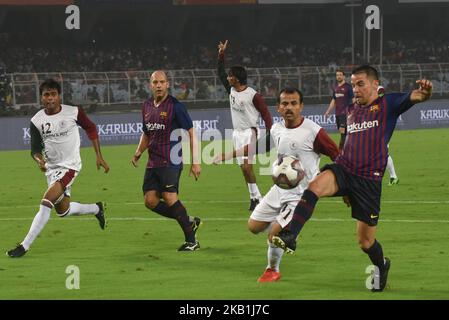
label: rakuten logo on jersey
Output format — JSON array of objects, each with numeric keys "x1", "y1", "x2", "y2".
[
  {"x1": 347, "y1": 120, "x2": 379, "y2": 133},
  {"x1": 146, "y1": 123, "x2": 166, "y2": 131}
]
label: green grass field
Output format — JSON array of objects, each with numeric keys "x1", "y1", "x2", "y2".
[{"x1": 1, "y1": 128, "x2": 449, "y2": 300}]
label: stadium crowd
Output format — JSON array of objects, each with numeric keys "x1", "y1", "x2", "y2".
[
  {"x1": 1, "y1": 31, "x2": 449, "y2": 116},
  {"x1": 1, "y1": 32, "x2": 449, "y2": 73}
]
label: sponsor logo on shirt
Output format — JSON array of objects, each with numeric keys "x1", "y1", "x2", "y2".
[
  {"x1": 43, "y1": 131, "x2": 69, "y2": 139},
  {"x1": 347, "y1": 120, "x2": 379, "y2": 133},
  {"x1": 146, "y1": 122, "x2": 166, "y2": 131}
]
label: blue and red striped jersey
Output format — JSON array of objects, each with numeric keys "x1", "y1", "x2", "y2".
[
  {"x1": 335, "y1": 92, "x2": 413, "y2": 181},
  {"x1": 332, "y1": 82, "x2": 354, "y2": 116},
  {"x1": 141, "y1": 95, "x2": 193, "y2": 168}
]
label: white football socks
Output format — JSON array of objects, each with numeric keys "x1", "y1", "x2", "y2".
[
  {"x1": 248, "y1": 183, "x2": 262, "y2": 199},
  {"x1": 22, "y1": 204, "x2": 52, "y2": 250},
  {"x1": 66, "y1": 202, "x2": 99, "y2": 216},
  {"x1": 267, "y1": 240, "x2": 284, "y2": 272},
  {"x1": 387, "y1": 155, "x2": 397, "y2": 179}
]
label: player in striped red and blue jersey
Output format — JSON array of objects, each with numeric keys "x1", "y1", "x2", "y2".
[
  {"x1": 324, "y1": 70, "x2": 354, "y2": 150},
  {"x1": 270, "y1": 65, "x2": 433, "y2": 292},
  {"x1": 132, "y1": 70, "x2": 202, "y2": 252}
]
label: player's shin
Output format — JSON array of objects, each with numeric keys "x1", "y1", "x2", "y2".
[
  {"x1": 267, "y1": 239, "x2": 283, "y2": 271},
  {"x1": 288, "y1": 189, "x2": 318, "y2": 236},
  {"x1": 362, "y1": 239, "x2": 386, "y2": 273},
  {"x1": 65, "y1": 202, "x2": 99, "y2": 216},
  {"x1": 22, "y1": 200, "x2": 53, "y2": 250},
  {"x1": 168, "y1": 200, "x2": 195, "y2": 242},
  {"x1": 150, "y1": 201, "x2": 175, "y2": 219}
]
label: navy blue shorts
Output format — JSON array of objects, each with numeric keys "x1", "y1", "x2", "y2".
[
  {"x1": 321, "y1": 163, "x2": 382, "y2": 226},
  {"x1": 142, "y1": 167, "x2": 182, "y2": 194}
]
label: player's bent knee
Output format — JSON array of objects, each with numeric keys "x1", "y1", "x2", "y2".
[
  {"x1": 248, "y1": 224, "x2": 260, "y2": 234},
  {"x1": 145, "y1": 200, "x2": 158, "y2": 210},
  {"x1": 41, "y1": 199, "x2": 54, "y2": 209},
  {"x1": 358, "y1": 238, "x2": 374, "y2": 250},
  {"x1": 57, "y1": 207, "x2": 70, "y2": 218},
  {"x1": 247, "y1": 219, "x2": 268, "y2": 234},
  {"x1": 144, "y1": 193, "x2": 160, "y2": 210}
]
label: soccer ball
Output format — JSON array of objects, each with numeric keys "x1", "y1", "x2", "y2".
[{"x1": 272, "y1": 155, "x2": 305, "y2": 189}]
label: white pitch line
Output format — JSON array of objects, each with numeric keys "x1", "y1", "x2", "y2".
[
  {"x1": 1, "y1": 217, "x2": 449, "y2": 224},
  {"x1": 1, "y1": 199, "x2": 449, "y2": 209}
]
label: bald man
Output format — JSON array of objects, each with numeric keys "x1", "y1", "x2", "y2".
[{"x1": 132, "y1": 71, "x2": 202, "y2": 251}]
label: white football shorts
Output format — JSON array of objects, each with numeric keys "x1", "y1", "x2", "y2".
[
  {"x1": 250, "y1": 184, "x2": 301, "y2": 228},
  {"x1": 232, "y1": 127, "x2": 259, "y2": 165},
  {"x1": 45, "y1": 167, "x2": 79, "y2": 204}
]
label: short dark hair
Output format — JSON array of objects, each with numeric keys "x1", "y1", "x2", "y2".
[
  {"x1": 277, "y1": 87, "x2": 303, "y2": 104},
  {"x1": 351, "y1": 65, "x2": 379, "y2": 80},
  {"x1": 336, "y1": 69, "x2": 345, "y2": 76},
  {"x1": 39, "y1": 79, "x2": 61, "y2": 96},
  {"x1": 229, "y1": 65, "x2": 247, "y2": 85}
]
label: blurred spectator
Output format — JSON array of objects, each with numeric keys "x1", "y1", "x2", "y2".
[
  {"x1": 87, "y1": 86, "x2": 100, "y2": 103},
  {"x1": 0, "y1": 67, "x2": 12, "y2": 108}
]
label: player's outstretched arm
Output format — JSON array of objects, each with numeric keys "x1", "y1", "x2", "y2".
[
  {"x1": 218, "y1": 39, "x2": 228, "y2": 55},
  {"x1": 188, "y1": 127, "x2": 201, "y2": 181},
  {"x1": 410, "y1": 79, "x2": 433, "y2": 104},
  {"x1": 213, "y1": 132, "x2": 274, "y2": 164},
  {"x1": 132, "y1": 133, "x2": 149, "y2": 168},
  {"x1": 91, "y1": 138, "x2": 110, "y2": 173},
  {"x1": 217, "y1": 40, "x2": 231, "y2": 94},
  {"x1": 213, "y1": 145, "x2": 247, "y2": 164}
]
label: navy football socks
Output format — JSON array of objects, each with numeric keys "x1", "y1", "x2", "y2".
[
  {"x1": 151, "y1": 201, "x2": 173, "y2": 219},
  {"x1": 168, "y1": 200, "x2": 195, "y2": 242},
  {"x1": 363, "y1": 240, "x2": 386, "y2": 272},
  {"x1": 289, "y1": 189, "x2": 319, "y2": 236}
]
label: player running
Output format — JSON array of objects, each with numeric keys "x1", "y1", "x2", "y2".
[{"x1": 6, "y1": 79, "x2": 109, "y2": 258}]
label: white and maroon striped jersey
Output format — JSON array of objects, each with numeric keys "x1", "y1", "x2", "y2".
[
  {"x1": 271, "y1": 118, "x2": 339, "y2": 192},
  {"x1": 229, "y1": 86, "x2": 261, "y2": 130},
  {"x1": 30, "y1": 104, "x2": 98, "y2": 171}
]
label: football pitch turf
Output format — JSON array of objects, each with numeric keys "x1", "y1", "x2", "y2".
[{"x1": 1, "y1": 128, "x2": 449, "y2": 300}]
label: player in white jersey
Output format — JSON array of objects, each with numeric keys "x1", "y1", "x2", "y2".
[
  {"x1": 6, "y1": 79, "x2": 110, "y2": 258},
  {"x1": 214, "y1": 88, "x2": 339, "y2": 282},
  {"x1": 218, "y1": 40, "x2": 273, "y2": 211},
  {"x1": 386, "y1": 148, "x2": 399, "y2": 186}
]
